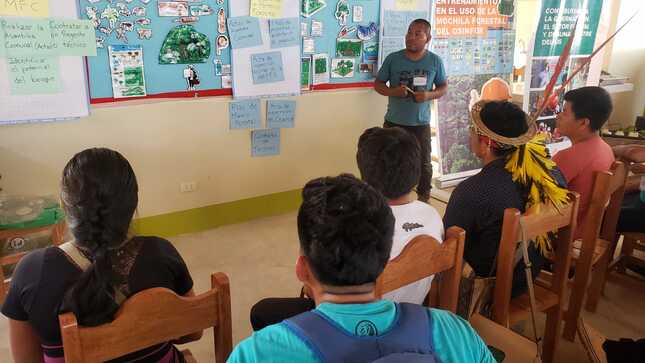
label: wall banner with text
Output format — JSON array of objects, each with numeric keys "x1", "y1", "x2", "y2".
[
  {"x1": 523, "y1": 0, "x2": 604, "y2": 123},
  {"x1": 432, "y1": 0, "x2": 516, "y2": 177}
]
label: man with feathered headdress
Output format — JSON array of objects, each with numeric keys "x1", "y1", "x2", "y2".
[{"x1": 444, "y1": 100, "x2": 569, "y2": 297}]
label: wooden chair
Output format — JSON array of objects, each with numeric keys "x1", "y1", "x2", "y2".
[
  {"x1": 605, "y1": 145, "x2": 645, "y2": 284},
  {"x1": 59, "y1": 272, "x2": 233, "y2": 363},
  {"x1": 492, "y1": 193, "x2": 579, "y2": 363},
  {"x1": 0, "y1": 221, "x2": 66, "y2": 302},
  {"x1": 561, "y1": 162, "x2": 628, "y2": 340},
  {"x1": 375, "y1": 226, "x2": 465, "y2": 313},
  {"x1": 471, "y1": 313, "x2": 542, "y2": 363}
]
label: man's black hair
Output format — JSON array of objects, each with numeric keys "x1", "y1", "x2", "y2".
[
  {"x1": 409, "y1": 18, "x2": 431, "y2": 38},
  {"x1": 479, "y1": 101, "x2": 528, "y2": 157},
  {"x1": 297, "y1": 174, "x2": 394, "y2": 287},
  {"x1": 564, "y1": 86, "x2": 613, "y2": 131},
  {"x1": 357, "y1": 127, "x2": 421, "y2": 200}
]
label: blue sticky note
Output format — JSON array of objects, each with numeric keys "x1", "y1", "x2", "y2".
[
  {"x1": 251, "y1": 51, "x2": 284, "y2": 84},
  {"x1": 267, "y1": 100, "x2": 296, "y2": 128},
  {"x1": 269, "y1": 17, "x2": 300, "y2": 49},
  {"x1": 229, "y1": 99, "x2": 262, "y2": 129},
  {"x1": 383, "y1": 11, "x2": 408, "y2": 37},
  {"x1": 252, "y1": 129, "x2": 280, "y2": 157},
  {"x1": 227, "y1": 16, "x2": 263, "y2": 49}
]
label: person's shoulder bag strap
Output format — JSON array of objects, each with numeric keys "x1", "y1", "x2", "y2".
[{"x1": 58, "y1": 241, "x2": 127, "y2": 305}]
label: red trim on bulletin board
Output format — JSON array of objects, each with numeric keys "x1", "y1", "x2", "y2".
[
  {"x1": 90, "y1": 89, "x2": 234, "y2": 104},
  {"x1": 310, "y1": 82, "x2": 374, "y2": 91}
]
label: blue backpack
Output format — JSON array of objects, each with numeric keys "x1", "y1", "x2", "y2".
[{"x1": 283, "y1": 302, "x2": 442, "y2": 363}]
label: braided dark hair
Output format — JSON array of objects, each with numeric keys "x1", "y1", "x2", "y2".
[{"x1": 60, "y1": 148, "x2": 138, "y2": 326}]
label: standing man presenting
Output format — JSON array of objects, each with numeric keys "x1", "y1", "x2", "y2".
[{"x1": 374, "y1": 19, "x2": 448, "y2": 202}]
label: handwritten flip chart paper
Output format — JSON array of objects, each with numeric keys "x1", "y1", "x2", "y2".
[
  {"x1": 381, "y1": 37, "x2": 404, "y2": 60},
  {"x1": 267, "y1": 100, "x2": 295, "y2": 128},
  {"x1": 251, "y1": 51, "x2": 284, "y2": 84},
  {"x1": 0, "y1": 24, "x2": 5, "y2": 57},
  {"x1": 250, "y1": 0, "x2": 283, "y2": 19},
  {"x1": 395, "y1": 0, "x2": 418, "y2": 11},
  {"x1": 227, "y1": 16, "x2": 263, "y2": 49},
  {"x1": 0, "y1": 0, "x2": 49, "y2": 17},
  {"x1": 229, "y1": 99, "x2": 262, "y2": 129},
  {"x1": 7, "y1": 56, "x2": 60, "y2": 94},
  {"x1": 252, "y1": 128, "x2": 280, "y2": 156},
  {"x1": 383, "y1": 11, "x2": 408, "y2": 37},
  {"x1": 0, "y1": 18, "x2": 96, "y2": 57},
  {"x1": 269, "y1": 17, "x2": 299, "y2": 49},
  {"x1": 229, "y1": 0, "x2": 300, "y2": 99},
  {"x1": 406, "y1": 11, "x2": 427, "y2": 23}
]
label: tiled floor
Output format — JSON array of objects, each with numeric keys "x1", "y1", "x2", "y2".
[{"x1": 1, "y1": 198, "x2": 644, "y2": 362}]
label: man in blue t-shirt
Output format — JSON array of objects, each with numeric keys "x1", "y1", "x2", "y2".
[
  {"x1": 227, "y1": 174, "x2": 494, "y2": 363},
  {"x1": 375, "y1": 19, "x2": 447, "y2": 202}
]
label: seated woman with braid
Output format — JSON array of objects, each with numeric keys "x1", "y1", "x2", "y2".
[
  {"x1": 443, "y1": 100, "x2": 568, "y2": 298},
  {"x1": 2, "y1": 148, "x2": 201, "y2": 363}
]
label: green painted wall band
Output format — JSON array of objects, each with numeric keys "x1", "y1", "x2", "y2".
[{"x1": 132, "y1": 189, "x2": 302, "y2": 237}]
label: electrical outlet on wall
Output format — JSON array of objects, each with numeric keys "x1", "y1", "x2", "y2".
[{"x1": 180, "y1": 182, "x2": 197, "y2": 193}]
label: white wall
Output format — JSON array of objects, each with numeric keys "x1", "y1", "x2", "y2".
[
  {"x1": 604, "y1": 0, "x2": 645, "y2": 127},
  {"x1": 1, "y1": 90, "x2": 387, "y2": 217}
]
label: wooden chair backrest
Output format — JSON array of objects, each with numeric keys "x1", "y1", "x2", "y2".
[
  {"x1": 375, "y1": 226, "x2": 465, "y2": 312},
  {"x1": 59, "y1": 272, "x2": 233, "y2": 363},
  {"x1": 591, "y1": 161, "x2": 628, "y2": 243},
  {"x1": 0, "y1": 221, "x2": 66, "y2": 302},
  {"x1": 492, "y1": 192, "x2": 580, "y2": 325}
]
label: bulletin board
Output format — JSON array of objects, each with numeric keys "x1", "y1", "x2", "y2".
[
  {"x1": 83, "y1": 0, "x2": 233, "y2": 103},
  {"x1": 300, "y1": 0, "x2": 382, "y2": 90},
  {"x1": 83, "y1": 0, "x2": 384, "y2": 103}
]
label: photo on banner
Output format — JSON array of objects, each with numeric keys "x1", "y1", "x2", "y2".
[
  {"x1": 523, "y1": 0, "x2": 605, "y2": 131},
  {"x1": 432, "y1": 0, "x2": 517, "y2": 177}
]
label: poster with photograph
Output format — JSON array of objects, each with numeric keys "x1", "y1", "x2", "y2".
[
  {"x1": 523, "y1": 0, "x2": 604, "y2": 121},
  {"x1": 331, "y1": 58, "x2": 355, "y2": 78},
  {"x1": 432, "y1": 0, "x2": 516, "y2": 177},
  {"x1": 108, "y1": 45, "x2": 146, "y2": 98}
]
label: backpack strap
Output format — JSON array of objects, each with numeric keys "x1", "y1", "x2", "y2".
[
  {"x1": 58, "y1": 241, "x2": 92, "y2": 271},
  {"x1": 283, "y1": 302, "x2": 437, "y2": 363},
  {"x1": 57, "y1": 241, "x2": 128, "y2": 305}
]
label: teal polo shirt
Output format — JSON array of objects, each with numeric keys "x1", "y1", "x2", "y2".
[{"x1": 377, "y1": 50, "x2": 447, "y2": 126}]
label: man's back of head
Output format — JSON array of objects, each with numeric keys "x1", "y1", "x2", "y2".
[
  {"x1": 356, "y1": 127, "x2": 421, "y2": 200},
  {"x1": 228, "y1": 174, "x2": 495, "y2": 363},
  {"x1": 297, "y1": 174, "x2": 395, "y2": 288}
]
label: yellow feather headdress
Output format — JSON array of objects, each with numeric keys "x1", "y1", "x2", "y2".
[{"x1": 470, "y1": 100, "x2": 569, "y2": 253}]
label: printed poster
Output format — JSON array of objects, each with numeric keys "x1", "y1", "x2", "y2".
[
  {"x1": 108, "y1": 45, "x2": 146, "y2": 98},
  {"x1": 523, "y1": 0, "x2": 604, "y2": 122},
  {"x1": 432, "y1": 0, "x2": 516, "y2": 177}
]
